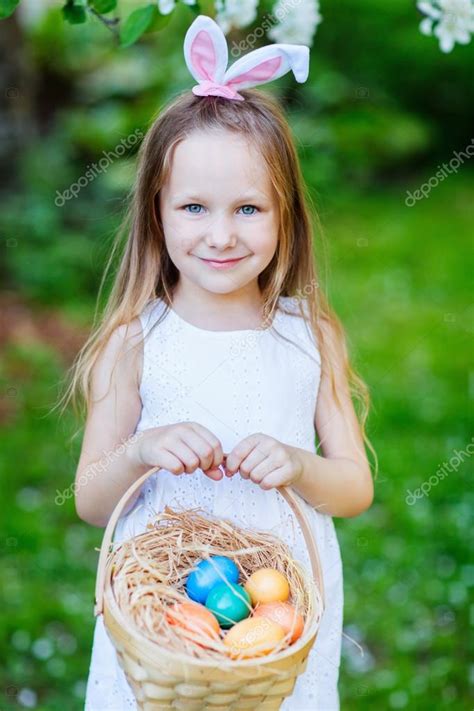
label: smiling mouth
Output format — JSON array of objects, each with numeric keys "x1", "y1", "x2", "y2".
[
  {"x1": 199, "y1": 256, "x2": 248, "y2": 263},
  {"x1": 196, "y1": 255, "x2": 249, "y2": 269}
]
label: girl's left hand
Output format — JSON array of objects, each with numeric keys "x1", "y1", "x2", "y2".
[{"x1": 224, "y1": 434, "x2": 304, "y2": 490}]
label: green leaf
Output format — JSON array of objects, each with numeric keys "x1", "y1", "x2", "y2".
[
  {"x1": 0, "y1": 0, "x2": 20, "y2": 20},
  {"x1": 120, "y1": 4, "x2": 158, "y2": 47},
  {"x1": 62, "y1": 0, "x2": 87, "y2": 24},
  {"x1": 90, "y1": 0, "x2": 117, "y2": 12},
  {"x1": 148, "y1": 9, "x2": 173, "y2": 32}
]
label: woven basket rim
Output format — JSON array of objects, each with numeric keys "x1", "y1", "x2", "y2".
[{"x1": 103, "y1": 553, "x2": 322, "y2": 669}]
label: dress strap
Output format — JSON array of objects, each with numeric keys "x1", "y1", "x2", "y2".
[
  {"x1": 277, "y1": 296, "x2": 321, "y2": 364},
  {"x1": 139, "y1": 298, "x2": 167, "y2": 340}
]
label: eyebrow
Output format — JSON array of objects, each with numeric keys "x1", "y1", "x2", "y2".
[{"x1": 172, "y1": 191, "x2": 270, "y2": 202}]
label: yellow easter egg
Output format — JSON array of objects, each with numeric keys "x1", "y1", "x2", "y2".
[
  {"x1": 244, "y1": 568, "x2": 290, "y2": 605},
  {"x1": 224, "y1": 616, "x2": 286, "y2": 658}
]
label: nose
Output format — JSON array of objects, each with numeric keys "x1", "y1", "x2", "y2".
[{"x1": 203, "y1": 210, "x2": 237, "y2": 250}]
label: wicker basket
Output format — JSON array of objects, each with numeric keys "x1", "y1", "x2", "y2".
[{"x1": 94, "y1": 466, "x2": 326, "y2": 710}]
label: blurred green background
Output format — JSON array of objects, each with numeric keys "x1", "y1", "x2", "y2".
[{"x1": 0, "y1": 1, "x2": 472, "y2": 709}]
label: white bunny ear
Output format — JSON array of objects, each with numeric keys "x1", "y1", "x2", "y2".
[
  {"x1": 222, "y1": 44, "x2": 309, "y2": 91},
  {"x1": 183, "y1": 15, "x2": 228, "y2": 86}
]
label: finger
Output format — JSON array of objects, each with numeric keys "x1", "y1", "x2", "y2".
[
  {"x1": 226, "y1": 434, "x2": 266, "y2": 474},
  {"x1": 157, "y1": 450, "x2": 186, "y2": 476},
  {"x1": 259, "y1": 465, "x2": 291, "y2": 490},
  {"x1": 172, "y1": 440, "x2": 202, "y2": 474},
  {"x1": 179, "y1": 429, "x2": 218, "y2": 471},
  {"x1": 223, "y1": 454, "x2": 236, "y2": 477},
  {"x1": 188, "y1": 422, "x2": 224, "y2": 468},
  {"x1": 203, "y1": 466, "x2": 224, "y2": 481},
  {"x1": 247, "y1": 456, "x2": 277, "y2": 484},
  {"x1": 237, "y1": 447, "x2": 268, "y2": 480}
]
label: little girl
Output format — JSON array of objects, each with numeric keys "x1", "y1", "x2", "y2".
[{"x1": 67, "y1": 15, "x2": 374, "y2": 711}]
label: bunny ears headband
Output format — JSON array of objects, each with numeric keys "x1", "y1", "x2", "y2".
[{"x1": 184, "y1": 15, "x2": 310, "y2": 102}]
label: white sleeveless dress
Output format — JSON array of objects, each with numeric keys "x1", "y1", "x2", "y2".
[{"x1": 85, "y1": 295, "x2": 343, "y2": 711}]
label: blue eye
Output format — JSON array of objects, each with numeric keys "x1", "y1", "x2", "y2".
[
  {"x1": 240, "y1": 205, "x2": 258, "y2": 215},
  {"x1": 183, "y1": 204, "x2": 203, "y2": 214},
  {"x1": 182, "y1": 204, "x2": 259, "y2": 215}
]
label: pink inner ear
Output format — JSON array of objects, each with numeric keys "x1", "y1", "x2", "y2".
[
  {"x1": 190, "y1": 30, "x2": 217, "y2": 81},
  {"x1": 227, "y1": 56, "x2": 282, "y2": 87}
]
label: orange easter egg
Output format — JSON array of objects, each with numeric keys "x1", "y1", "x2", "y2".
[
  {"x1": 224, "y1": 616, "x2": 286, "y2": 658},
  {"x1": 253, "y1": 602, "x2": 304, "y2": 644},
  {"x1": 244, "y1": 568, "x2": 290, "y2": 605},
  {"x1": 165, "y1": 602, "x2": 220, "y2": 647}
]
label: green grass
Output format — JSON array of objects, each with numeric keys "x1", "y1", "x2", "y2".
[
  {"x1": 325, "y1": 175, "x2": 473, "y2": 709},
  {"x1": 0, "y1": 173, "x2": 472, "y2": 710}
]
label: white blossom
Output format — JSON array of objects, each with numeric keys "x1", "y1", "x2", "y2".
[
  {"x1": 17, "y1": 0, "x2": 57, "y2": 27},
  {"x1": 158, "y1": 0, "x2": 196, "y2": 16},
  {"x1": 267, "y1": 0, "x2": 322, "y2": 46},
  {"x1": 214, "y1": 0, "x2": 259, "y2": 34},
  {"x1": 417, "y1": 0, "x2": 474, "y2": 52}
]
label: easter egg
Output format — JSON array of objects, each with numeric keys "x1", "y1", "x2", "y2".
[
  {"x1": 224, "y1": 616, "x2": 286, "y2": 658},
  {"x1": 186, "y1": 556, "x2": 239, "y2": 604},
  {"x1": 165, "y1": 602, "x2": 220, "y2": 647},
  {"x1": 205, "y1": 583, "x2": 251, "y2": 629},
  {"x1": 253, "y1": 602, "x2": 304, "y2": 644},
  {"x1": 244, "y1": 568, "x2": 290, "y2": 605}
]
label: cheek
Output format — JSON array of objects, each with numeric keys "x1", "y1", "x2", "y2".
[
  {"x1": 162, "y1": 213, "x2": 201, "y2": 254},
  {"x1": 247, "y1": 220, "x2": 278, "y2": 257}
]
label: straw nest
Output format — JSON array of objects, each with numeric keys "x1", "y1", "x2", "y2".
[{"x1": 109, "y1": 505, "x2": 323, "y2": 662}]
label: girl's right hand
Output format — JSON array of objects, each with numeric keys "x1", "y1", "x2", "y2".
[{"x1": 128, "y1": 422, "x2": 225, "y2": 481}]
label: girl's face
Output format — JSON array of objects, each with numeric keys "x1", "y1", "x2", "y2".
[{"x1": 159, "y1": 129, "x2": 279, "y2": 296}]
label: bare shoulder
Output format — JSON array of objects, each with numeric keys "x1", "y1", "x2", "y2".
[
  {"x1": 77, "y1": 317, "x2": 145, "y2": 476},
  {"x1": 91, "y1": 317, "x2": 144, "y2": 402},
  {"x1": 315, "y1": 315, "x2": 370, "y2": 469},
  {"x1": 317, "y1": 315, "x2": 349, "y2": 375}
]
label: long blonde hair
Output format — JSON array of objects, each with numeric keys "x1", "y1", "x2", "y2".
[{"x1": 56, "y1": 88, "x2": 377, "y2": 474}]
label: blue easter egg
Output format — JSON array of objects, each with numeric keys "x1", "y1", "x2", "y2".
[{"x1": 186, "y1": 555, "x2": 239, "y2": 604}]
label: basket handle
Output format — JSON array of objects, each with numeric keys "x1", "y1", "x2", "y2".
[{"x1": 94, "y1": 465, "x2": 325, "y2": 616}]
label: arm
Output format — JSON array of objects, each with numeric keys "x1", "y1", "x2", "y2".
[
  {"x1": 74, "y1": 318, "x2": 150, "y2": 528},
  {"x1": 290, "y1": 320, "x2": 374, "y2": 518}
]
